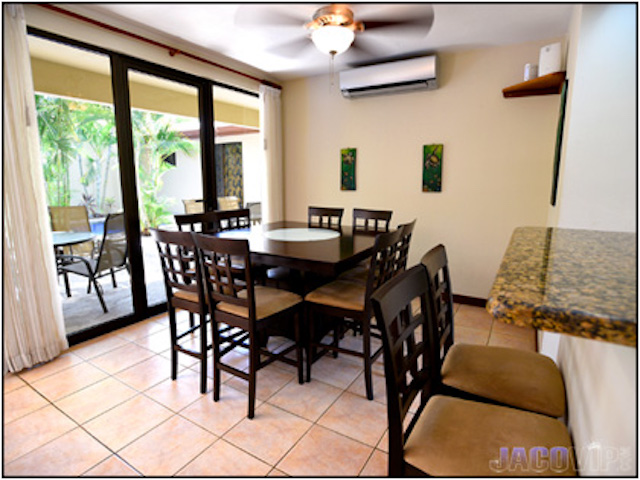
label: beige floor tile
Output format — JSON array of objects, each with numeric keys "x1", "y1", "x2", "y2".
[
  {"x1": 114, "y1": 354, "x2": 173, "y2": 391},
  {"x1": 268, "y1": 467, "x2": 289, "y2": 476},
  {"x1": 30, "y1": 362, "x2": 108, "y2": 402},
  {"x1": 114, "y1": 318, "x2": 167, "y2": 341},
  {"x1": 3, "y1": 386, "x2": 49, "y2": 424},
  {"x1": 225, "y1": 364, "x2": 295, "y2": 402},
  {"x1": 454, "y1": 304, "x2": 494, "y2": 331},
  {"x1": 4, "y1": 405, "x2": 77, "y2": 464},
  {"x1": 318, "y1": 391, "x2": 387, "y2": 447},
  {"x1": 360, "y1": 449, "x2": 388, "y2": 476},
  {"x1": 159, "y1": 347, "x2": 200, "y2": 369},
  {"x1": 17, "y1": 352, "x2": 84, "y2": 384},
  {"x1": 83, "y1": 455, "x2": 141, "y2": 476},
  {"x1": 4, "y1": 428, "x2": 111, "y2": 477},
  {"x1": 488, "y1": 332, "x2": 536, "y2": 351},
  {"x1": 490, "y1": 319, "x2": 536, "y2": 339},
  {"x1": 70, "y1": 333, "x2": 131, "y2": 360},
  {"x1": 308, "y1": 353, "x2": 363, "y2": 390},
  {"x1": 180, "y1": 385, "x2": 258, "y2": 436},
  {"x1": 144, "y1": 369, "x2": 209, "y2": 412},
  {"x1": 133, "y1": 329, "x2": 174, "y2": 354},
  {"x1": 3, "y1": 373, "x2": 27, "y2": 393},
  {"x1": 277, "y1": 425, "x2": 372, "y2": 477},
  {"x1": 268, "y1": 378, "x2": 342, "y2": 422},
  {"x1": 177, "y1": 439, "x2": 271, "y2": 477},
  {"x1": 225, "y1": 403, "x2": 312, "y2": 465},
  {"x1": 377, "y1": 430, "x2": 388, "y2": 453},
  {"x1": 83, "y1": 394, "x2": 173, "y2": 451},
  {"x1": 347, "y1": 368, "x2": 387, "y2": 405},
  {"x1": 119, "y1": 415, "x2": 216, "y2": 476},
  {"x1": 454, "y1": 325, "x2": 490, "y2": 346},
  {"x1": 89, "y1": 342, "x2": 155, "y2": 375},
  {"x1": 55, "y1": 377, "x2": 137, "y2": 424}
]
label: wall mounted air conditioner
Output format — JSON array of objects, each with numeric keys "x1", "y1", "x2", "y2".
[{"x1": 339, "y1": 55, "x2": 438, "y2": 98}]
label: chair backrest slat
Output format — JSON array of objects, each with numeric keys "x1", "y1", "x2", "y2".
[
  {"x1": 151, "y1": 229, "x2": 202, "y2": 303},
  {"x1": 175, "y1": 211, "x2": 218, "y2": 233},
  {"x1": 421, "y1": 244, "x2": 455, "y2": 357},
  {"x1": 353, "y1": 208, "x2": 393, "y2": 234},
  {"x1": 308, "y1": 206, "x2": 344, "y2": 230},
  {"x1": 215, "y1": 208, "x2": 251, "y2": 232},
  {"x1": 364, "y1": 228, "x2": 405, "y2": 312},
  {"x1": 396, "y1": 219, "x2": 417, "y2": 271}
]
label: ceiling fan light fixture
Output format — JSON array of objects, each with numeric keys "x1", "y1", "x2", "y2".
[{"x1": 311, "y1": 25, "x2": 355, "y2": 56}]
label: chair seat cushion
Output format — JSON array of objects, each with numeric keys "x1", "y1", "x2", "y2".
[
  {"x1": 217, "y1": 286, "x2": 302, "y2": 320},
  {"x1": 405, "y1": 395, "x2": 575, "y2": 476},
  {"x1": 304, "y1": 280, "x2": 366, "y2": 311},
  {"x1": 337, "y1": 262, "x2": 369, "y2": 283},
  {"x1": 60, "y1": 257, "x2": 97, "y2": 277},
  {"x1": 173, "y1": 289, "x2": 200, "y2": 304},
  {"x1": 441, "y1": 344, "x2": 566, "y2": 417}
]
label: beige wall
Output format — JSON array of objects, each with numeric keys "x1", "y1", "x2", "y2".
[
  {"x1": 282, "y1": 39, "x2": 563, "y2": 298},
  {"x1": 547, "y1": 4, "x2": 637, "y2": 476},
  {"x1": 30, "y1": 57, "x2": 259, "y2": 127}
]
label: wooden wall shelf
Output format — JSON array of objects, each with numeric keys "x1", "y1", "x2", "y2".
[{"x1": 502, "y1": 72, "x2": 566, "y2": 98}]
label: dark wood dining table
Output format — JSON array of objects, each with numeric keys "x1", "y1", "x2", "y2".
[{"x1": 214, "y1": 220, "x2": 377, "y2": 278}]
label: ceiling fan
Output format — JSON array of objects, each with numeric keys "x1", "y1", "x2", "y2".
[{"x1": 238, "y1": 4, "x2": 435, "y2": 61}]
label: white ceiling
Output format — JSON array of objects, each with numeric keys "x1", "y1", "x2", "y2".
[{"x1": 59, "y1": 3, "x2": 574, "y2": 81}]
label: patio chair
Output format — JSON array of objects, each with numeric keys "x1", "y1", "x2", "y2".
[
  {"x1": 182, "y1": 199, "x2": 204, "y2": 214},
  {"x1": 217, "y1": 196, "x2": 241, "y2": 211},
  {"x1": 370, "y1": 265, "x2": 575, "y2": 476},
  {"x1": 49, "y1": 205, "x2": 94, "y2": 257},
  {"x1": 58, "y1": 212, "x2": 129, "y2": 313}
]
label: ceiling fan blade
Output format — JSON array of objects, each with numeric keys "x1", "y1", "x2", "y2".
[
  {"x1": 347, "y1": 37, "x2": 379, "y2": 59},
  {"x1": 360, "y1": 6, "x2": 434, "y2": 35},
  {"x1": 266, "y1": 36, "x2": 315, "y2": 59}
]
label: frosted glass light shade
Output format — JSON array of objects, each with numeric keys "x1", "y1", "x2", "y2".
[{"x1": 311, "y1": 26, "x2": 355, "y2": 56}]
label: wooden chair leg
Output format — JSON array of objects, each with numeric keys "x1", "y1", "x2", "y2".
[
  {"x1": 199, "y1": 312, "x2": 207, "y2": 394},
  {"x1": 362, "y1": 319, "x2": 374, "y2": 401},
  {"x1": 248, "y1": 331, "x2": 258, "y2": 419},
  {"x1": 306, "y1": 307, "x2": 314, "y2": 383},
  {"x1": 294, "y1": 311, "x2": 304, "y2": 384},
  {"x1": 189, "y1": 312, "x2": 195, "y2": 328},
  {"x1": 168, "y1": 307, "x2": 178, "y2": 381},
  {"x1": 213, "y1": 321, "x2": 221, "y2": 402}
]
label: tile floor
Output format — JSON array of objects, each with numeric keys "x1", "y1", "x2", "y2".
[{"x1": 3, "y1": 304, "x2": 536, "y2": 477}]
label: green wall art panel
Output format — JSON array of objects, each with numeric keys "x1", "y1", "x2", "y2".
[
  {"x1": 341, "y1": 148, "x2": 356, "y2": 191},
  {"x1": 422, "y1": 144, "x2": 443, "y2": 192}
]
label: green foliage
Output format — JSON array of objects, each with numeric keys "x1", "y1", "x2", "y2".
[{"x1": 35, "y1": 94, "x2": 195, "y2": 232}]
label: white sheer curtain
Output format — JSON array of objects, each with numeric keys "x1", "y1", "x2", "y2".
[
  {"x1": 259, "y1": 84, "x2": 284, "y2": 223},
  {"x1": 3, "y1": 4, "x2": 68, "y2": 373}
]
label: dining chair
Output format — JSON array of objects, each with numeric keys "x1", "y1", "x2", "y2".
[
  {"x1": 215, "y1": 208, "x2": 251, "y2": 231},
  {"x1": 352, "y1": 208, "x2": 393, "y2": 233},
  {"x1": 175, "y1": 211, "x2": 219, "y2": 234},
  {"x1": 49, "y1": 205, "x2": 94, "y2": 257},
  {"x1": 151, "y1": 229, "x2": 210, "y2": 394},
  {"x1": 304, "y1": 227, "x2": 404, "y2": 400},
  {"x1": 339, "y1": 219, "x2": 416, "y2": 284},
  {"x1": 192, "y1": 234, "x2": 304, "y2": 419},
  {"x1": 245, "y1": 201, "x2": 262, "y2": 225},
  {"x1": 57, "y1": 213, "x2": 129, "y2": 313},
  {"x1": 217, "y1": 195, "x2": 241, "y2": 211},
  {"x1": 182, "y1": 198, "x2": 205, "y2": 214},
  {"x1": 308, "y1": 206, "x2": 344, "y2": 230},
  {"x1": 421, "y1": 244, "x2": 566, "y2": 418},
  {"x1": 370, "y1": 265, "x2": 575, "y2": 477}
]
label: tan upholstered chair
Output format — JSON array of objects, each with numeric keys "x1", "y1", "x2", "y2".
[
  {"x1": 217, "y1": 196, "x2": 241, "y2": 211},
  {"x1": 193, "y1": 234, "x2": 304, "y2": 419},
  {"x1": 371, "y1": 265, "x2": 575, "y2": 477},
  {"x1": 304, "y1": 227, "x2": 404, "y2": 400},
  {"x1": 151, "y1": 229, "x2": 210, "y2": 394},
  {"x1": 421, "y1": 244, "x2": 566, "y2": 418}
]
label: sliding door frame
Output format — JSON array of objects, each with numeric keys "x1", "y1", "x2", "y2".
[{"x1": 27, "y1": 27, "x2": 258, "y2": 345}]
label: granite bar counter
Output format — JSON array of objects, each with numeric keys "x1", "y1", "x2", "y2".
[{"x1": 487, "y1": 226, "x2": 637, "y2": 347}]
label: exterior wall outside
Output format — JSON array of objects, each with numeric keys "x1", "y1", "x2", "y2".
[
  {"x1": 547, "y1": 4, "x2": 637, "y2": 476},
  {"x1": 282, "y1": 38, "x2": 563, "y2": 298}
]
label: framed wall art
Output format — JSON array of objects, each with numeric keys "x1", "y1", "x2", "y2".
[
  {"x1": 341, "y1": 148, "x2": 356, "y2": 191},
  {"x1": 422, "y1": 144, "x2": 443, "y2": 192}
]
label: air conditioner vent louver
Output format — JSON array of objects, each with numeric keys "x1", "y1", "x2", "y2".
[{"x1": 339, "y1": 56, "x2": 438, "y2": 98}]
